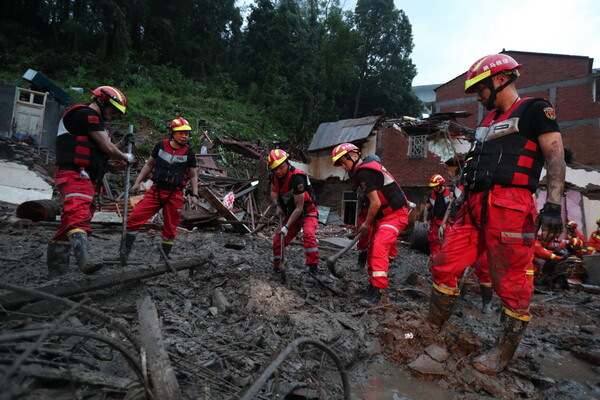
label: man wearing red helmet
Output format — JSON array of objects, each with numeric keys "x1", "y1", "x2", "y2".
[
  {"x1": 268, "y1": 149, "x2": 319, "y2": 282},
  {"x1": 120, "y1": 117, "x2": 199, "y2": 264},
  {"x1": 332, "y1": 143, "x2": 409, "y2": 306},
  {"x1": 426, "y1": 54, "x2": 566, "y2": 375},
  {"x1": 47, "y1": 86, "x2": 134, "y2": 277},
  {"x1": 426, "y1": 174, "x2": 451, "y2": 258}
]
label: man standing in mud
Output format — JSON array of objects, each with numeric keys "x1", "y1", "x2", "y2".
[
  {"x1": 47, "y1": 86, "x2": 134, "y2": 277},
  {"x1": 331, "y1": 143, "x2": 409, "y2": 306},
  {"x1": 120, "y1": 117, "x2": 199, "y2": 263},
  {"x1": 426, "y1": 54, "x2": 566, "y2": 374},
  {"x1": 268, "y1": 149, "x2": 319, "y2": 282}
]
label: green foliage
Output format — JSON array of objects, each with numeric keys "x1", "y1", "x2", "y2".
[{"x1": 1, "y1": 0, "x2": 423, "y2": 150}]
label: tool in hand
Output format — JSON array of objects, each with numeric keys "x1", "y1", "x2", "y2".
[
  {"x1": 326, "y1": 232, "x2": 364, "y2": 278},
  {"x1": 120, "y1": 126, "x2": 134, "y2": 267}
]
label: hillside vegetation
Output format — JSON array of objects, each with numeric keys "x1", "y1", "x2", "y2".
[{"x1": 1, "y1": 0, "x2": 423, "y2": 151}]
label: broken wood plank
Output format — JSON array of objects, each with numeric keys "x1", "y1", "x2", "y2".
[
  {"x1": 17, "y1": 364, "x2": 137, "y2": 390},
  {"x1": 198, "y1": 187, "x2": 250, "y2": 233},
  {"x1": 0, "y1": 255, "x2": 213, "y2": 310},
  {"x1": 137, "y1": 296, "x2": 182, "y2": 400}
]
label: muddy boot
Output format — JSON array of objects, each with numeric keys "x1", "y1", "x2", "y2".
[
  {"x1": 426, "y1": 287, "x2": 459, "y2": 329},
  {"x1": 47, "y1": 241, "x2": 71, "y2": 278},
  {"x1": 272, "y1": 267, "x2": 287, "y2": 284},
  {"x1": 480, "y1": 285, "x2": 494, "y2": 314},
  {"x1": 119, "y1": 233, "x2": 136, "y2": 266},
  {"x1": 354, "y1": 251, "x2": 367, "y2": 271},
  {"x1": 160, "y1": 239, "x2": 173, "y2": 261},
  {"x1": 473, "y1": 313, "x2": 529, "y2": 375},
  {"x1": 305, "y1": 264, "x2": 319, "y2": 284},
  {"x1": 359, "y1": 284, "x2": 382, "y2": 307},
  {"x1": 69, "y1": 231, "x2": 102, "y2": 274}
]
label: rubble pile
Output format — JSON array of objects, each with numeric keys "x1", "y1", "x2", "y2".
[{"x1": 0, "y1": 139, "x2": 599, "y2": 399}]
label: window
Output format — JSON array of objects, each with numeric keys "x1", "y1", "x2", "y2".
[
  {"x1": 408, "y1": 135, "x2": 427, "y2": 158},
  {"x1": 594, "y1": 76, "x2": 600, "y2": 103}
]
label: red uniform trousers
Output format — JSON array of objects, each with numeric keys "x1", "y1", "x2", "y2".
[
  {"x1": 431, "y1": 186, "x2": 536, "y2": 317},
  {"x1": 473, "y1": 252, "x2": 491, "y2": 286},
  {"x1": 52, "y1": 169, "x2": 96, "y2": 241},
  {"x1": 126, "y1": 186, "x2": 184, "y2": 241},
  {"x1": 273, "y1": 206, "x2": 319, "y2": 268},
  {"x1": 428, "y1": 217, "x2": 444, "y2": 257},
  {"x1": 368, "y1": 207, "x2": 408, "y2": 289}
]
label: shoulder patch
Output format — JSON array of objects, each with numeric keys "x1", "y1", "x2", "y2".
[
  {"x1": 543, "y1": 107, "x2": 556, "y2": 120},
  {"x1": 297, "y1": 183, "x2": 304, "y2": 192},
  {"x1": 360, "y1": 182, "x2": 367, "y2": 191},
  {"x1": 87, "y1": 115, "x2": 100, "y2": 123}
]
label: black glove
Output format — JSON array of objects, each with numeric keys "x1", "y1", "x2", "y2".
[{"x1": 535, "y1": 202, "x2": 563, "y2": 243}]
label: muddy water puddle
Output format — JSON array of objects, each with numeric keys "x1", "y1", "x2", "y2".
[
  {"x1": 538, "y1": 350, "x2": 600, "y2": 398},
  {"x1": 351, "y1": 361, "x2": 457, "y2": 400}
]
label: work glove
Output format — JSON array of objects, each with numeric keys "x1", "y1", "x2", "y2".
[
  {"x1": 280, "y1": 225, "x2": 289, "y2": 236},
  {"x1": 125, "y1": 153, "x2": 135, "y2": 164},
  {"x1": 536, "y1": 202, "x2": 563, "y2": 243},
  {"x1": 438, "y1": 224, "x2": 446, "y2": 242}
]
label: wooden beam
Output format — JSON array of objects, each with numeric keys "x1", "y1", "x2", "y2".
[
  {"x1": 0, "y1": 255, "x2": 213, "y2": 310},
  {"x1": 198, "y1": 187, "x2": 250, "y2": 233},
  {"x1": 137, "y1": 296, "x2": 182, "y2": 400}
]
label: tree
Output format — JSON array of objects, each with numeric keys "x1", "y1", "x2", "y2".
[{"x1": 352, "y1": 0, "x2": 421, "y2": 117}]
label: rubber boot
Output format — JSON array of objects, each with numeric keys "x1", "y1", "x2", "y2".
[
  {"x1": 68, "y1": 231, "x2": 102, "y2": 274},
  {"x1": 160, "y1": 239, "x2": 173, "y2": 260},
  {"x1": 308, "y1": 264, "x2": 318, "y2": 275},
  {"x1": 119, "y1": 233, "x2": 136, "y2": 266},
  {"x1": 359, "y1": 283, "x2": 382, "y2": 307},
  {"x1": 473, "y1": 313, "x2": 529, "y2": 375},
  {"x1": 47, "y1": 241, "x2": 71, "y2": 278},
  {"x1": 272, "y1": 267, "x2": 287, "y2": 284},
  {"x1": 426, "y1": 287, "x2": 459, "y2": 328},
  {"x1": 354, "y1": 251, "x2": 367, "y2": 270},
  {"x1": 480, "y1": 285, "x2": 494, "y2": 314}
]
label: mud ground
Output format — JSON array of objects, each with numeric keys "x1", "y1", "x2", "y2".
[{"x1": 1, "y1": 204, "x2": 600, "y2": 399}]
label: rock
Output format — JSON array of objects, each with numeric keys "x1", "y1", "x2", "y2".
[
  {"x1": 424, "y1": 344, "x2": 449, "y2": 362},
  {"x1": 212, "y1": 287, "x2": 230, "y2": 312},
  {"x1": 407, "y1": 354, "x2": 446, "y2": 377}
]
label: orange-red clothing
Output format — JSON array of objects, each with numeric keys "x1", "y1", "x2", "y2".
[{"x1": 587, "y1": 230, "x2": 600, "y2": 254}]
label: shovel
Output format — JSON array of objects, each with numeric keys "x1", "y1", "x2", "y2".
[
  {"x1": 120, "y1": 127, "x2": 134, "y2": 267},
  {"x1": 326, "y1": 232, "x2": 364, "y2": 278}
]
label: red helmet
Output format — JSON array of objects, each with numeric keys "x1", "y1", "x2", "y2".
[
  {"x1": 569, "y1": 237, "x2": 583, "y2": 249},
  {"x1": 464, "y1": 54, "x2": 521, "y2": 93},
  {"x1": 268, "y1": 149, "x2": 289, "y2": 169},
  {"x1": 429, "y1": 174, "x2": 446, "y2": 187},
  {"x1": 566, "y1": 221, "x2": 577, "y2": 229},
  {"x1": 91, "y1": 86, "x2": 127, "y2": 114},
  {"x1": 331, "y1": 143, "x2": 359, "y2": 166},
  {"x1": 168, "y1": 117, "x2": 192, "y2": 132}
]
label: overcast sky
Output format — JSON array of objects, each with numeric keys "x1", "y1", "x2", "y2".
[{"x1": 340, "y1": 0, "x2": 600, "y2": 86}]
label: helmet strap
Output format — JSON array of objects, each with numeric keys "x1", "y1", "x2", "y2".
[{"x1": 483, "y1": 73, "x2": 517, "y2": 110}]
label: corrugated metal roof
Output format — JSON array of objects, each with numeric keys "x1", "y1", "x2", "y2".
[{"x1": 308, "y1": 116, "x2": 379, "y2": 152}]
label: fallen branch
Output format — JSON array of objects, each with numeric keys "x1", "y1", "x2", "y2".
[
  {"x1": 0, "y1": 254, "x2": 213, "y2": 310},
  {"x1": 137, "y1": 296, "x2": 182, "y2": 400}
]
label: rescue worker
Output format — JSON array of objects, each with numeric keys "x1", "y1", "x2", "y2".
[
  {"x1": 47, "y1": 86, "x2": 134, "y2": 277},
  {"x1": 427, "y1": 174, "x2": 451, "y2": 258},
  {"x1": 355, "y1": 154, "x2": 382, "y2": 270},
  {"x1": 332, "y1": 143, "x2": 409, "y2": 306},
  {"x1": 120, "y1": 117, "x2": 199, "y2": 263},
  {"x1": 269, "y1": 149, "x2": 319, "y2": 282},
  {"x1": 562, "y1": 237, "x2": 586, "y2": 258},
  {"x1": 587, "y1": 218, "x2": 600, "y2": 254},
  {"x1": 565, "y1": 220, "x2": 587, "y2": 244},
  {"x1": 426, "y1": 54, "x2": 566, "y2": 374}
]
